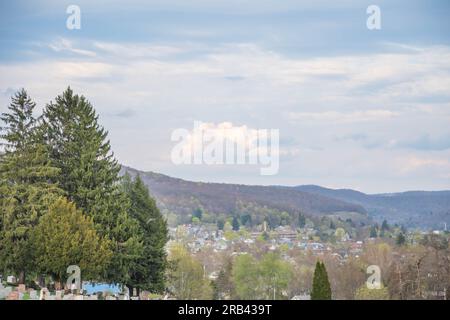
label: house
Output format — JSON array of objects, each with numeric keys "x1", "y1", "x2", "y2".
[{"x1": 275, "y1": 226, "x2": 297, "y2": 241}]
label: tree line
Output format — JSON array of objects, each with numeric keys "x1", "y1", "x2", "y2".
[
  {"x1": 0, "y1": 88, "x2": 168, "y2": 295},
  {"x1": 167, "y1": 242, "x2": 332, "y2": 300},
  {"x1": 167, "y1": 232, "x2": 449, "y2": 300}
]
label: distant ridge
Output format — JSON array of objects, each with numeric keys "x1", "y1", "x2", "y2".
[
  {"x1": 120, "y1": 166, "x2": 369, "y2": 225},
  {"x1": 294, "y1": 185, "x2": 450, "y2": 229},
  {"x1": 120, "y1": 166, "x2": 450, "y2": 229}
]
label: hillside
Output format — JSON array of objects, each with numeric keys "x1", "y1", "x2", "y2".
[
  {"x1": 120, "y1": 166, "x2": 369, "y2": 227},
  {"x1": 295, "y1": 185, "x2": 450, "y2": 229},
  {"x1": 120, "y1": 166, "x2": 450, "y2": 230}
]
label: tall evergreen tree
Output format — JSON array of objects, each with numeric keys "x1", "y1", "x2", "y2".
[
  {"x1": 214, "y1": 259, "x2": 234, "y2": 299},
  {"x1": 370, "y1": 225, "x2": 378, "y2": 238},
  {"x1": 41, "y1": 87, "x2": 141, "y2": 283},
  {"x1": 298, "y1": 213, "x2": 306, "y2": 228},
  {"x1": 0, "y1": 89, "x2": 61, "y2": 283},
  {"x1": 311, "y1": 261, "x2": 332, "y2": 300},
  {"x1": 329, "y1": 220, "x2": 336, "y2": 230},
  {"x1": 42, "y1": 87, "x2": 121, "y2": 226},
  {"x1": 217, "y1": 219, "x2": 225, "y2": 231},
  {"x1": 121, "y1": 173, "x2": 168, "y2": 294},
  {"x1": 0, "y1": 88, "x2": 36, "y2": 150}
]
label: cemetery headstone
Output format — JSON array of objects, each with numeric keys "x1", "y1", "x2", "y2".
[
  {"x1": 55, "y1": 290, "x2": 63, "y2": 300},
  {"x1": 63, "y1": 293, "x2": 74, "y2": 300},
  {"x1": 7, "y1": 291, "x2": 19, "y2": 300},
  {"x1": 0, "y1": 287, "x2": 12, "y2": 299},
  {"x1": 39, "y1": 288, "x2": 49, "y2": 300},
  {"x1": 29, "y1": 290, "x2": 38, "y2": 300},
  {"x1": 0, "y1": 288, "x2": 7, "y2": 299}
]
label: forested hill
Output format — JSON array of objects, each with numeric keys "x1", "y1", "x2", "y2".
[
  {"x1": 295, "y1": 185, "x2": 450, "y2": 229},
  {"x1": 120, "y1": 166, "x2": 450, "y2": 229},
  {"x1": 120, "y1": 166, "x2": 369, "y2": 226}
]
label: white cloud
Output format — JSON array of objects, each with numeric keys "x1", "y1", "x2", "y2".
[
  {"x1": 93, "y1": 42, "x2": 186, "y2": 59},
  {"x1": 286, "y1": 110, "x2": 399, "y2": 124},
  {"x1": 171, "y1": 121, "x2": 279, "y2": 159},
  {"x1": 54, "y1": 61, "x2": 115, "y2": 79},
  {"x1": 48, "y1": 38, "x2": 97, "y2": 57},
  {"x1": 398, "y1": 156, "x2": 450, "y2": 174},
  {"x1": 1, "y1": 40, "x2": 450, "y2": 191}
]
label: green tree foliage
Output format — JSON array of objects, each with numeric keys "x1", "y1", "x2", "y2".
[
  {"x1": 108, "y1": 206, "x2": 144, "y2": 289},
  {"x1": 31, "y1": 198, "x2": 112, "y2": 287},
  {"x1": 311, "y1": 261, "x2": 332, "y2": 300},
  {"x1": 335, "y1": 227, "x2": 346, "y2": 240},
  {"x1": 265, "y1": 211, "x2": 290, "y2": 228},
  {"x1": 0, "y1": 89, "x2": 61, "y2": 283},
  {"x1": 41, "y1": 87, "x2": 140, "y2": 283},
  {"x1": 329, "y1": 220, "x2": 336, "y2": 230},
  {"x1": 232, "y1": 253, "x2": 292, "y2": 300},
  {"x1": 232, "y1": 216, "x2": 240, "y2": 231},
  {"x1": 240, "y1": 214, "x2": 252, "y2": 227},
  {"x1": 214, "y1": 259, "x2": 234, "y2": 299},
  {"x1": 168, "y1": 243, "x2": 212, "y2": 299},
  {"x1": 0, "y1": 88, "x2": 171, "y2": 292},
  {"x1": 192, "y1": 208, "x2": 202, "y2": 221},
  {"x1": 298, "y1": 213, "x2": 306, "y2": 228},
  {"x1": 258, "y1": 252, "x2": 292, "y2": 299},
  {"x1": 234, "y1": 202, "x2": 292, "y2": 229},
  {"x1": 396, "y1": 232, "x2": 406, "y2": 246},
  {"x1": 224, "y1": 221, "x2": 232, "y2": 232},
  {"x1": 191, "y1": 216, "x2": 200, "y2": 224},
  {"x1": 121, "y1": 173, "x2": 168, "y2": 294},
  {"x1": 42, "y1": 87, "x2": 122, "y2": 231},
  {"x1": 232, "y1": 254, "x2": 260, "y2": 299},
  {"x1": 370, "y1": 225, "x2": 378, "y2": 238},
  {"x1": 1, "y1": 89, "x2": 36, "y2": 149},
  {"x1": 217, "y1": 219, "x2": 225, "y2": 231},
  {"x1": 261, "y1": 231, "x2": 270, "y2": 241}
]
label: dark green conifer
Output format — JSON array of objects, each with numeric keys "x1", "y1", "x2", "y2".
[
  {"x1": 41, "y1": 87, "x2": 141, "y2": 283},
  {"x1": 311, "y1": 261, "x2": 332, "y2": 300},
  {"x1": 121, "y1": 173, "x2": 168, "y2": 294},
  {"x1": 0, "y1": 89, "x2": 61, "y2": 283}
]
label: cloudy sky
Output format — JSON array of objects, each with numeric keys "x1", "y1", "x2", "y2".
[{"x1": 1, "y1": 0, "x2": 449, "y2": 193}]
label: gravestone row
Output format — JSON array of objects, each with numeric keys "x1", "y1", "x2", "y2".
[{"x1": 0, "y1": 284, "x2": 140, "y2": 300}]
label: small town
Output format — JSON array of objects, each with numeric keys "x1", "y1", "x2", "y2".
[{"x1": 1, "y1": 219, "x2": 448, "y2": 300}]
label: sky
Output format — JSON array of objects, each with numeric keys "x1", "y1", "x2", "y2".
[{"x1": 0, "y1": 0, "x2": 449, "y2": 193}]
